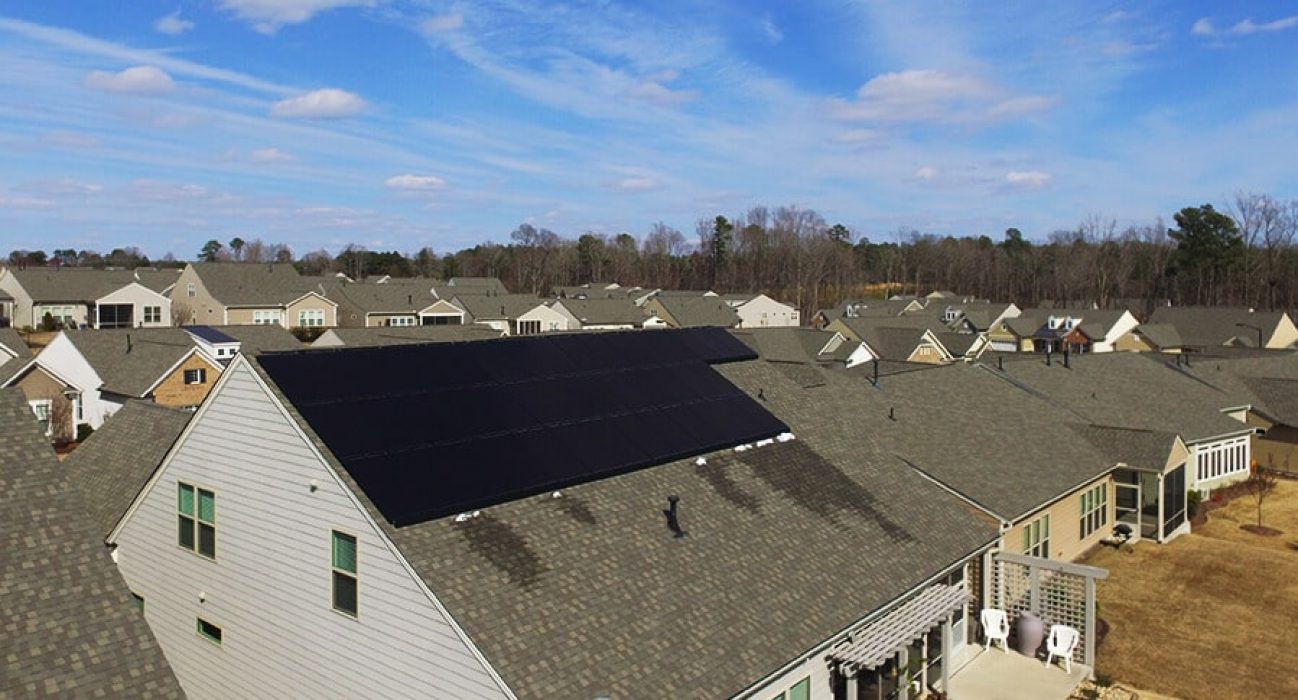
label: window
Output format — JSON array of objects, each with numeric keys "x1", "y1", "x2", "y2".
[
  {"x1": 253, "y1": 310, "x2": 283, "y2": 326},
  {"x1": 298, "y1": 309, "x2": 325, "y2": 327},
  {"x1": 389, "y1": 316, "x2": 416, "y2": 327},
  {"x1": 788, "y1": 677, "x2": 810, "y2": 700},
  {"x1": 178, "y1": 483, "x2": 216, "y2": 559},
  {"x1": 183, "y1": 368, "x2": 207, "y2": 385},
  {"x1": 143, "y1": 306, "x2": 162, "y2": 324},
  {"x1": 332, "y1": 530, "x2": 358, "y2": 617},
  {"x1": 36, "y1": 305, "x2": 76, "y2": 326},
  {"x1": 1195, "y1": 437, "x2": 1250, "y2": 483},
  {"x1": 1079, "y1": 483, "x2": 1108, "y2": 539},
  {"x1": 72, "y1": 393, "x2": 83, "y2": 422},
  {"x1": 196, "y1": 618, "x2": 222, "y2": 645},
  {"x1": 131, "y1": 592, "x2": 145, "y2": 613},
  {"x1": 30, "y1": 400, "x2": 52, "y2": 436},
  {"x1": 517, "y1": 319, "x2": 542, "y2": 335},
  {"x1": 1022, "y1": 513, "x2": 1050, "y2": 558},
  {"x1": 187, "y1": 283, "x2": 196, "y2": 298}
]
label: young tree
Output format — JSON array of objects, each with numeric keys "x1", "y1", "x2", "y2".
[{"x1": 1242, "y1": 462, "x2": 1279, "y2": 529}]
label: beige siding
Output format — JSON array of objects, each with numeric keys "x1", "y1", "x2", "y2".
[
  {"x1": 112, "y1": 364, "x2": 509, "y2": 699},
  {"x1": 366, "y1": 313, "x2": 418, "y2": 328},
  {"x1": 152, "y1": 354, "x2": 221, "y2": 408},
  {"x1": 286, "y1": 295, "x2": 337, "y2": 328},
  {"x1": 1114, "y1": 332, "x2": 1155, "y2": 353},
  {"x1": 1268, "y1": 314, "x2": 1298, "y2": 349},
  {"x1": 1000, "y1": 474, "x2": 1115, "y2": 563},
  {"x1": 641, "y1": 298, "x2": 678, "y2": 327},
  {"x1": 170, "y1": 266, "x2": 224, "y2": 326}
]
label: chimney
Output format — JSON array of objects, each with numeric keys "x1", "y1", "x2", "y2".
[
  {"x1": 872, "y1": 359, "x2": 879, "y2": 386},
  {"x1": 997, "y1": 355, "x2": 1003, "y2": 371},
  {"x1": 1046, "y1": 349, "x2": 1052, "y2": 366},
  {"x1": 663, "y1": 496, "x2": 687, "y2": 539},
  {"x1": 408, "y1": 294, "x2": 413, "y2": 305}
]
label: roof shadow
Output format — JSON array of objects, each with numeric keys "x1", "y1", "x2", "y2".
[{"x1": 455, "y1": 514, "x2": 548, "y2": 588}]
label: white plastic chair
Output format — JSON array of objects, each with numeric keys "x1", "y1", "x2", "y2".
[
  {"x1": 980, "y1": 609, "x2": 1009, "y2": 653},
  {"x1": 1045, "y1": 624, "x2": 1080, "y2": 673}
]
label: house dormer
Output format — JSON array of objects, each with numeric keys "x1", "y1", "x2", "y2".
[
  {"x1": 943, "y1": 307, "x2": 960, "y2": 322},
  {"x1": 1047, "y1": 315, "x2": 1062, "y2": 330}
]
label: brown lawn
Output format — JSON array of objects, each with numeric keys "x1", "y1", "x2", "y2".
[{"x1": 1083, "y1": 480, "x2": 1298, "y2": 700}]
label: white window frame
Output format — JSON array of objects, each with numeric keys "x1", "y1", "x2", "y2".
[
  {"x1": 187, "y1": 283, "x2": 196, "y2": 298},
  {"x1": 1079, "y1": 483, "x2": 1108, "y2": 539},
  {"x1": 389, "y1": 316, "x2": 416, "y2": 327},
  {"x1": 1195, "y1": 437, "x2": 1250, "y2": 483},
  {"x1": 183, "y1": 368, "x2": 207, "y2": 385},
  {"x1": 144, "y1": 306, "x2": 162, "y2": 324},
  {"x1": 517, "y1": 319, "x2": 542, "y2": 335},
  {"x1": 1022, "y1": 513, "x2": 1050, "y2": 558},
  {"x1": 253, "y1": 310, "x2": 284, "y2": 326},
  {"x1": 30, "y1": 399, "x2": 53, "y2": 437},
  {"x1": 298, "y1": 309, "x2": 325, "y2": 327}
]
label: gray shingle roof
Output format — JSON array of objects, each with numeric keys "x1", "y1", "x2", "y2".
[
  {"x1": 313, "y1": 325, "x2": 504, "y2": 347},
  {"x1": 1148, "y1": 307, "x2": 1292, "y2": 348},
  {"x1": 734, "y1": 327, "x2": 853, "y2": 365},
  {"x1": 651, "y1": 295, "x2": 740, "y2": 328},
  {"x1": 190, "y1": 262, "x2": 320, "y2": 306},
  {"x1": 1133, "y1": 323, "x2": 1184, "y2": 350},
  {"x1": 0, "y1": 327, "x2": 33, "y2": 385},
  {"x1": 452, "y1": 294, "x2": 547, "y2": 321},
  {"x1": 979, "y1": 352, "x2": 1251, "y2": 443},
  {"x1": 4, "y1": 268, "x2": 139, "y2": 302},
  {"x1": 1069, "y1": 425, "x2": 1181, "y2": 471},
  {"x1": 64, "y1": 328, "x2": 204, "y2": 397},
  {"x1": 63, "y1": 401, "x2": 191, "y2": 537},
  {"x1": 134, "y1": 269, "x2": 183, "y2": 294},
  {"x1": 554, "y1": 297, "x2": 650, "y2": 325},
  {"x1": 0, "y1": 388, "x2": 184, "y2": 698},
  {"x1": 246, "y1": 351, "x2": 997, "y2": 700},
  {"x1": 321, "y1": 280, "x2": 440, "y2": 315},
  {"x1": 199, "y1": 324, "x2": 302, "y2": 354},
  {"x1": 836, "y1": 318, "x2": 943, "y2": 361},
  {"x1": 447, "y1": 277, "x2": 509, "y2": 294}
]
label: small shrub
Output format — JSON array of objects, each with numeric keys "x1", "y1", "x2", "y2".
[
  {"x1": 40, "y1": 312, "x2": 57, "y2": 332},
  {"x1": 1094, "y1": 672, "x2": 1114, "y2": 688},
  {"x1": 1187, "y1": 490, "x2": 1202, "y2": 518},
  {"x1": 290, "y1": 327, "x2": 325, "y2": 343},
  {"x1": 76, "y1": 423, "x2": 95, "y2": 443}
]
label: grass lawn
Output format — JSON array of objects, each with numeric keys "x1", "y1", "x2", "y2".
[{"x1": 1082, "y1": 480, "x2": 1298, "y2": 700}]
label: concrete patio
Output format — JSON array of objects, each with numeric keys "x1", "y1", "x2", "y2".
[{"x1": 946, "y1": 647, "x2": 1089, "y2": 700}]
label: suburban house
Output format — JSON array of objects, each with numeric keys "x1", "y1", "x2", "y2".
[
  {"x1": 828, "y1": 317, "x2": 956, "y2": 365},
  {"x1": 642, "y1": 294, "x2": 742, "y2": 328},
  {"x1": 312, "y1": 325, "x2": 504, "y2": 348},
  {"x1": 735, "y1": 327, "x2": 874, "y2": 369},
  {"x1": 1147, "y1": 306, "x2": 1298, "y2": 350},
  {"x1": 0, "y1": 267, "x2": 174, "y2": 329},
  {"x1": 983, "y1": 352, "x2": 1257, "y2": 496},
  {"x1": 172, "y1": 262, "x2": 338, "y2": 329},
  {"x1": 323, "y1": 280, "x2": 465, "y2": 327},
  {"x1": 927, "y1": 301, "x2": 1021, "y2": 334},
  {"x1": 987, "y1": 309, "x2": 1138, "y2": 354},
  {"x1": 0, "y1": 387, "x2": 184, "y2": 698},
  {"x1": 444, "y1": 276, "x2": 510, "y2": 295},
  {"x1": 551, "y1": 297, "x2": 663, "y2": 330},
  {"x1": 1114, "y1": 324, "x2": 1185, "y2": 353},
  {"x1": 811, "y1": 298, "x2": 925, "y2": 329},
  {"x1": 0, "y1": 287, "x2": 12, "y2": 325},
  {"x1": 721, "y1": 292, "x2": 801, "y2": 327},
  {"x1": 987, "y1": 311, "x2": 1049, "y2": 353},
  {"x1": 101, "y1": 328, "x2": 1126, "y2": 699},
  {"x1": 453, "y1": 294, "x2": 568, "y2": 335},
  {"x1": 184, "y1": 324, "x2": 304, "y2": 361},
  {"x1": 0, "y1": 326, "x2": 33, "y2": 385},
  {"x1": 1, "y1": 328, "x2": 224, "y2": 435}
]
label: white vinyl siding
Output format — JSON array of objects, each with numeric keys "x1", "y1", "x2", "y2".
[{"x1": 112, "y1": 363, "x2": 507, "y2": 700}]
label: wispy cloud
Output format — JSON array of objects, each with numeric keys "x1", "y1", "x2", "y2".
[
  {"x1": 217, "y1": 0, "x2": 381, "y2": 34},
  {"x1": 153, "y1": 10, "x2": 194, "y2": 36},
  {"x1": 84, "y1": 65, "x2": 175, "y2": 94},
  {"x1": 385, "y1": 174, "x2": 446, "y2": 190},
  {"x1": 1192, "y1": 15, "x2": 1298, "y2": 37},
  {"x1": 249, "y1": 147, "x2": 295, "y2": 163},
  {"x1": 271, "y1": 88, "x2": 368, "y2": 118},
  {"x1": 761, "y1": 15, "x2": 783, "y2": 44},
  {"x1": 420, "y1": 13, "x2": 463, "y2": 34},
  {"x1": 1005, "y1": 170, "x2": 1053, "y2": 189},
  {"x1": 829, "y1": 69, "x2": 1058, "y2": 125}
]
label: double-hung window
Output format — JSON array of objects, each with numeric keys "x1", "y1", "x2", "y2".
[
  {"x1": 253, "y1": 310, "x2": 283, "y2": 326},
  {"x1": 144, "y1": 306, "x2": 162, "y2": 324},
  {"x1": 332, "y1": 530, "x2": 359, "y2": 617},
  {"x1": 1079, "y1": 483, "x2": 1108, "y2": 539},
  {"x1": 1023, "y1": 513, "x2": 1050, "y2": 558},
  {"x1": 178, "y1": 483, "x2": 216, "y2": 559},
  {"x1": 183, "y1": 368, "x2": 207, "y2": 385}
]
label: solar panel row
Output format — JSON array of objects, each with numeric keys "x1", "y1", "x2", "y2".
[{"x1": 259, "y1": 328, "x2": 785, "y2": 526}]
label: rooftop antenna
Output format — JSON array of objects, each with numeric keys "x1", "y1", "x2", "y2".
[{"x1": 663, "y1": 496, "x2": 687, "y2": 539}]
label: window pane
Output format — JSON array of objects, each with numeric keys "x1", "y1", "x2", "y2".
[
  {"x1": 178, "y1": 484, "x2": 194, "y2": 515},
  {"x1": 789, "y1": 677, "x2": 811, "y2": 700},
  {"x1": 333, "y1": 571, "x2": 358, "y2": 616},
  {"x1": 333, "y1": 531, "x2": 357, "y2": 573},
  {"x1": 179, "y1": 515, "x2": 195, "y2": 549},
  {"x1": 198, "y1": 489, "x2": 215, "y2": 523},
  {"x1": 199, "y1": 523, "x2": 216, "y2": 558},
  {"x1": 197, "y1": 618, "x2": 222, "y2": 644}
]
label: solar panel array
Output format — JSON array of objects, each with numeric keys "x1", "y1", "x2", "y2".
[{"x1": 259, "y1": 328, "x2": 787, "y2": 526}]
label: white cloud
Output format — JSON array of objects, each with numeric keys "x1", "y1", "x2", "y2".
[
  {"x1": 1192, "y1": 15, "x2": 1298, "y2": 37},
  {"x1": 626, "y1": 80, "x2": 697, "y2": 106},
  {"x1": 385, "y1": 174, "x2": 446, "y2": 190},
  {"x1": 217, "y1": 0, "x2": 380, "y2": 34},
  {"x1": 1005, "y1": 170, "x2": 1053, "y2": 188},
  {"x1": 1103, "y1": 10, "x2": 1132, "y2": 24},
  {"x1": 249, "y1": 147, "x2": 295, "y2": 163},
  {"x1": 420, "y1": 13, "x2": 463, "y2": 34},
  {"x1": 761, "y1": 15, "x2": 783, "y2": 44},
  {"x1": 611, "y1": 177, "x2": 657, "y2": 192},
  {"x1": 831, "y1": 69, "x2": 1056, "y2": 125},
  {"x1": 84, "y1": 65, "x2": 175, "y2": 94},
  {"x1": 270, "y1": 88, "x2": 367, "y2": 118},
  {"x1": 834, "y1": 129, "x2": 880, "y2": 144},
  {"x1": 154, "y1": 11, "x2": 195, "y2": 35},
  {"x1": 15, "y1": 178, "x2": 104, "y2": 196},
  {"x1": 914, "y1": 166, "x2": 939, "y2": 181}
]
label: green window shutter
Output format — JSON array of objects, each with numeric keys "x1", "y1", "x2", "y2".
[
  {"x1": 333, "y1": 531, "x2": 357, "y2": 574},
  {"x1": 789, "y1": 677, "x2": 811, "y2": 700},
  {"x1": 198, "y1": 490, "x2": 215, "y2": 523},
  {"x1": 178, "y1": 484, "x2": 194, "y2": 515}
]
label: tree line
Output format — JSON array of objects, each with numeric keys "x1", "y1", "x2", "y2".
[{"x1": 8, "y1": 192, "x2": 1298, "y2": 318}]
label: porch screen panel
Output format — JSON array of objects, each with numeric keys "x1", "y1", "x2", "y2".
[{"x1": 1163, "y1": 465, "x2": 1186, "y2": 537}]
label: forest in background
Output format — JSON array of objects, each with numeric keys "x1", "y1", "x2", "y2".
[{"x1": 7, "y1": 192, "x2": 1298, "y2": 320}]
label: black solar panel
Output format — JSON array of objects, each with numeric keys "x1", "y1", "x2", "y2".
[{"x1": 259, "y1": 328, "x2": 782, "y2": 526}]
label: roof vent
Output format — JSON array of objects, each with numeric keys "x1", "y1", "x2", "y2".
[
  {"x1": 888, "y1": 406, "x2": 895, "y2": 421},
  {"x1": 126, "y1": 333, "x2": 132, "y2": 353},
  {"x1": 663, "y1": 495, "x2": 687, "y2": 539},
  {"x1": 408, "y1": 294, "x2": 413, "y2": 305}
]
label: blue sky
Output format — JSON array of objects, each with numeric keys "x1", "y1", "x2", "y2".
[{"x1": 0, "y1": 1, "x2": 1296, "y2": 258}]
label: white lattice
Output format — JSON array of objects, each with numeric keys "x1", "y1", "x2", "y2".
[{"x1": 990, "y1": 559, "x2": 1089, "y2": 663}]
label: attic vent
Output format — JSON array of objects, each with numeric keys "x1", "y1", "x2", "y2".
[{"x1": 663, "y1": 495, "x2": 687, "y2": 539}]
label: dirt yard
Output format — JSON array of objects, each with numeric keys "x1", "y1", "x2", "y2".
[{"x1": 1083, "y1": 480, "x2": 1298, "y2": 700}]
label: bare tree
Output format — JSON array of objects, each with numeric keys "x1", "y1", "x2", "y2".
[{"x1": 1241, "y1": 462, "x2": 1279, "y2": 529}]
